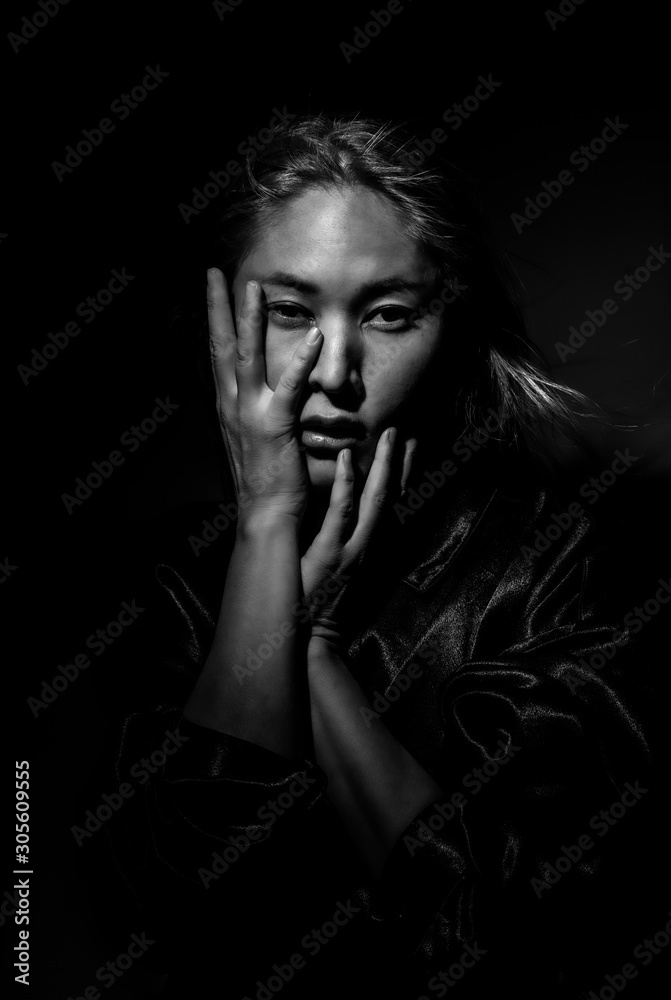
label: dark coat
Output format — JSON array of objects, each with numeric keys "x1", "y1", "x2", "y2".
[{"x1": 81, "y1": 444, "x2": 670, "y2": 999}]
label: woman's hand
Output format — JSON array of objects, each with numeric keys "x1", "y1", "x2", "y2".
[
  {"x1": 208, "y1": 267, "x2": 323, "y2": 528},
  {"x1": 302, "y1": 430, "x2": 416, "y2": 645},
  {"x1": 305, "y1": 432, "x2": 443, "y2": 877},
  {"x1": 208, "y1": 263, "x2": 415, "y2": 642}
]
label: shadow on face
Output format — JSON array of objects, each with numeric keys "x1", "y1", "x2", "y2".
[{"x1": 233, "y1": 184, "x2": 451, "y2": 491}]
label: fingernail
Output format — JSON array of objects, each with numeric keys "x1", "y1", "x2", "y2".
[
  {"x1": 386, "y1": 427, "x2": 397, "y2": 446},
  {"x1": 247, "y1": 280, "x2": 258, "y2": 293},
  {"x1": 306, "y1": 326, "x2": 322, "y2": 344}
]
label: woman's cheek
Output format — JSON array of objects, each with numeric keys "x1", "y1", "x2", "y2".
[
  {"x1": 364, "y1": 328, "x2": 442, "y2": 416},
  {"x1": 264, "y1": 337, "x2": 297, "y2": 391}
]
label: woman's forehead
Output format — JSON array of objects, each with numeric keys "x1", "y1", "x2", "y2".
[{"x1": 238, "y1": 185, "x2": 432, "y2": 288}]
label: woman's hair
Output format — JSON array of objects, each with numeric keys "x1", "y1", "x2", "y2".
[{"x1": 206, "y1": 112, "x2": 602, "y2": 471}]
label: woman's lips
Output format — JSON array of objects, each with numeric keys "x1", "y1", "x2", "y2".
[
  {"x1": 299, "y1": 420, "x2": 365, "y2": 452},
  {"x1": 300, "y1": 428, "x2": 361, "y2": 450}
]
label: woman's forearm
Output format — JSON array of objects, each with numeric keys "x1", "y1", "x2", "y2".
[
  {"x1": 307, "y1": 636, "x2": 444, "y2": 879},
  {"x1": 184, "y1": 514, "x2": 305, "y2": 758}
]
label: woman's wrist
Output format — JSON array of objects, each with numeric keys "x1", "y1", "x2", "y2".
[
  {"x1": 308, "y1": 634, "x2": 345, "y2": 668},
  {"x1": 236, "y1": 505, "x2": 302, "y2": 541}
]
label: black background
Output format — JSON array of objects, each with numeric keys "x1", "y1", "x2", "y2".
[{"x1": 3, "y1": 0, "x2": 670, "y2": 996}]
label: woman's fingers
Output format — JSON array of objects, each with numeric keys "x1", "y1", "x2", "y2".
[
  {"x1": 349, "y1": 427, "x2": 396, "y2": 553},
  {"x1": 400, "y1": 435, "x2": 417, "y2": 495},
  {"x1": 210, "y1": 275, "x2": 321, "y2": 417},
  {"x1": 317, "y1": 448, "x2": 356, "y2": 547},
  {"x1": 207, "y1": 269, "x2": 237, "y2": 399},
  {"x1": 234, "y1": 280, "x2": 267, "y2": 392},
  {"x1": 267, "y1": 326, "x2": 323, "y2": 424},
  {"x1": 301, "y1": 430, "x2": 404, "y2": 608},
  {"x1": 301, "y1": 448, "x2": 355, "y2": 598}
]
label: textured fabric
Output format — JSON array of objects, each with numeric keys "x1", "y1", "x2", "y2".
[{"x1": 82, "y1": 448, "x2": 670, "y2": 999}]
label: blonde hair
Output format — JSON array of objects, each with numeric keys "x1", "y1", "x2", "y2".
[{"x1": 212, "y1": 114, "x2": 601, "y2": 467}]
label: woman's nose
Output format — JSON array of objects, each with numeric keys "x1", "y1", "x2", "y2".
[{"x1": 306, "y1": 321, "x2": 362, "y2": 398}]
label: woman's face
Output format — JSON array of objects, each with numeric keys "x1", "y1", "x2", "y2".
[{"x1": 233, "y1": 185, "x2": 446, "y2": 490}]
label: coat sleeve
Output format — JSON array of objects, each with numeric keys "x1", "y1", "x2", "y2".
[{"x1": 78, "y1": 558, "x2": 335, "y2": 981}]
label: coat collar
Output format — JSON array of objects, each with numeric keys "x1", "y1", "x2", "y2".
[
  {"x1": 402, "y1": 476, "x2": 500, "y2": 592},
  {"x1": 389, "y1": 442, "x2": 520, "y2": 593}
]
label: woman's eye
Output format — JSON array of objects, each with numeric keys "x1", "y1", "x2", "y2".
[
  {"x1": 367, "y1": 306, "x2": 414, "y2": 331},
  {"x1": 267, "y1": 303, "x2": 313, "y2": 328},
  {"x1": 267, "y1": 303, "x2": 415, "y2": 332}
]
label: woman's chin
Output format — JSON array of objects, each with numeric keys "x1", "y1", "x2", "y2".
[
  {"x1": 305, "y1": 450, "x2": 339, "y2": 491},
  {"x1": 305, "y1": 447, "x2": 373, "y2": 491}
]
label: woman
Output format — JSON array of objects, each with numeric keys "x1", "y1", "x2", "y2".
[{"x1": 85, "y1": 115, "x2": 666, "y2": 999}]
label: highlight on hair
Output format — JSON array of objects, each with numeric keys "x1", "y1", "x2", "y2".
[{"x1": 209, "y1": 112, "x2": 602, "y2": 469}]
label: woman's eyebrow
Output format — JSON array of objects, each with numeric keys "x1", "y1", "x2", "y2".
[
  {"x1": 259, "y1": 271, "x2": 319, "y2": 294},
  {"x1": 258, "y1": 271, "x2": 433, "y2": 300}
]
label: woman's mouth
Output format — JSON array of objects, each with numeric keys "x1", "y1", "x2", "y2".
[{"x1": 299, "y1": 418, "x2": 365, "y2": 452}]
